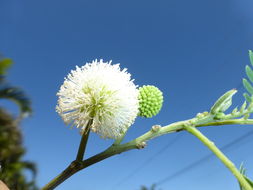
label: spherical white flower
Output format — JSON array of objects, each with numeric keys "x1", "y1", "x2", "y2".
[{"x1": 56, "y1": 59, "x2": 139, "y2": 139}]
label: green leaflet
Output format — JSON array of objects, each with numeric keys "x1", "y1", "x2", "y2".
[
  {"x1": 243, "y1": 93, "x2": 251, "y2": 103},
  {"x1": 232, "y1": 107, "x2": 238, "y2": 115},
  {"x1": 249, "y1": 50, "x2": 253, "y2": 67},
  {"x1": 242, "y1": 51, "x2": 253, "y2": 103},
  {"x1": 240, "y1": 101, "x2": 247, "y2": 112},
  {"x1": 245, "y1": 65, "x2": 253, "y2": 83},
  {"x1": 243, "y1": 78, "x2": 253, "y2": 95}
]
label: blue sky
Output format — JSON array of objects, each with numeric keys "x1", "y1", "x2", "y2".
[{"x1": 1, "y1": 0, "x2": 253, "y2": 189}]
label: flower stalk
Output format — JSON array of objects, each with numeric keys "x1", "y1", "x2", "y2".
[{"x1": 76, "y1": 119, "x2": 93, "y2": 161}]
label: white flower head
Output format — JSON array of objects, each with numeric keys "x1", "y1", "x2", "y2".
[{"x1": 56, "y1": 59, "x2": 139, "y2": 139}]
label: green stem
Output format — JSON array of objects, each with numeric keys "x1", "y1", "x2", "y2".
[
  {"x1": 185, "y1": 125, "x2": 252, "y2": 190},
  {"x1": 114, "y1": 129, "x2": 128, "y2": 145},
  {"x1": 41, "y1": 143, "x2": 137, "y2": 190},
  {"x1": 76, "y1": 120, "x2": 93, "y2": 161},
  {"x1": 41, "y1": 161, "x2": 82, "y2": 190},
  {"x1": 41, "y1": 120, "x2": 93, "y2": 190},
  {"x1": 41, "y1": 114, "x2": 253, "y2": 190},
  {"x1": 196, "y1": 118, "x2": 253, "y2": 127}
]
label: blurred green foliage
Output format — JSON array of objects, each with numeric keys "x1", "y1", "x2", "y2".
[
  {"x1": 0, "y1": 58, "x2": 32, "y2": 118},
  {"x1": 0, "y1": 57, "x2": 37, "y2": 190},
  {"x1": 140, "y1": 184, "x2": 161, "y2": 190},
  {"x1": 0, "y1": 58, "x2": 12, "y2": 75}
]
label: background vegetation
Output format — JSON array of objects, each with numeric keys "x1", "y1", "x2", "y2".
[{"x1": 0, "y1": 57, "x2": 37, "y2": 190}]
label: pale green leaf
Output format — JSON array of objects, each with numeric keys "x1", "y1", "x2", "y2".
[
  {"x1": 243, "y1": 93, "x2": 252, "y2": 103},
  {"x1": 249, "y1": 50, "x2": 253, "y2": 67},
  {"x1": 240, "y1": 101, "x2": 247, "y2": 113},
  {"x1": 232, "y1": 107, "x2": 238, "y2": 115},
  {"x1": 246, "y1": 65, "x2": 253, "y2": 83},
  {"x1": 243, "y1": 78, "x2": 253, "y2": 95}
]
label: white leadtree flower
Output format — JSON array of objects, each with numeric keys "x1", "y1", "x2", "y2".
[{"x1": 56, "y1": 59, "x2": 139, "y2": 139}]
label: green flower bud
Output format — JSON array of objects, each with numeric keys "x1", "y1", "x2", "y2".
[{"x1": 138, "y1": 85, "x2": 163, "y2": 118}]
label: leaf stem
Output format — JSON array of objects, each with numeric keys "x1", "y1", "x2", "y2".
[
  {"x1": 196, "y1": 118, "x2": 253, "y2": 127},
  {"x1": 185, "y1": 125, "x2": 252, "y2": 190}
]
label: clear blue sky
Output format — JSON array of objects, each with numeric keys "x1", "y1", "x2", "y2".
[{"x1": 1, "y1": 0, "x2": 253, "y2": 190}]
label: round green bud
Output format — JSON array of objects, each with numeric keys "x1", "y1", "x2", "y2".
[{"x1": 138, "y1": 85, "x2": 163, "y2": 118}]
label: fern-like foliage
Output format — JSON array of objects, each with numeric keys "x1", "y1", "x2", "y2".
[
  {"x1": 243, "y1": 50, "x2": 253, "y2": 103},
  {"x1": 209, "y1": 50, "x2": 253, "y2": 120}
]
